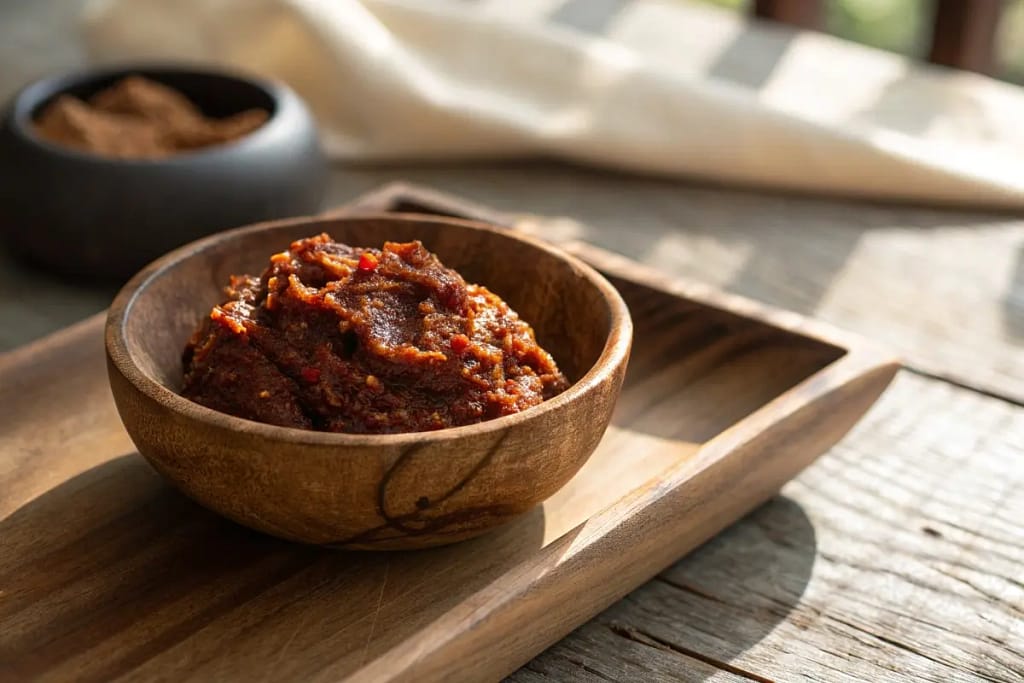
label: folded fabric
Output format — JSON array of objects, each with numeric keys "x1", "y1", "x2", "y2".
[{"x1": 82, "y1": 0, "x2": 1024, "y2": 207}]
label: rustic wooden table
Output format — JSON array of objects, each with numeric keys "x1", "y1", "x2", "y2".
[{"x1": 3, "y1": 1, "x2": 1022, "y2": 681}]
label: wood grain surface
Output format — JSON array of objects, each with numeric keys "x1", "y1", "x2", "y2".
[
  {"x1": 0, "y1": 188, "x2": 896, "y2": 681},
  {"x1": 511, "y1": 372, "x2": 1024, "y2": 683}
]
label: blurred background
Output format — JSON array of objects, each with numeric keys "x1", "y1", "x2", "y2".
[{"x1": 4, "y1": 0, "x2": 1024, "y2": 103}]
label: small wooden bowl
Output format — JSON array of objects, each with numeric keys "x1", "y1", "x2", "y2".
[{"x1": 105, "y1": 214, "x2": 632, "y2": 549}]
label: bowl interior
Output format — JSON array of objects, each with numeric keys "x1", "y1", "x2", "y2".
[
  {"x1": 121, "y1": 216, "x2": 615, "y2": 408},
  {"x1": 21, "y1": 67, "x2": 277, "y2": 127}
]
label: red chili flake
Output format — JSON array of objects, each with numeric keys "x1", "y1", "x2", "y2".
[
  {"x1": 300, "y1": 367, "x2": 321, "y2": 383},
  {"x1": 357, "y1": 252, "x2": 379, "y2": 272},
  {"x1": 450, "y1": 334, "x2": 470, "y2": 353}
]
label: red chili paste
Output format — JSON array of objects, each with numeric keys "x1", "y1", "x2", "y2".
[{"x1": 181, "y1": 235, "x2": 569, "y2": 433}]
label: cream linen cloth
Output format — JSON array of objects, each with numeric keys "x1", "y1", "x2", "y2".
[{"x1": 82, "y1": 0, "x2": 1024, "y2": 207}]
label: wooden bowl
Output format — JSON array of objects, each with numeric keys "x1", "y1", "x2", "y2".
[{"x1": 105, "y1": 214, "x2": 632, "y2": 549}]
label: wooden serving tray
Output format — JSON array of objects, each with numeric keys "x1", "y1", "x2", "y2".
[{"x1": 0, "y1": 184, "x2": 898, "y2": 682}]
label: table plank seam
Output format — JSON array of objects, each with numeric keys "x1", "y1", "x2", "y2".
[
  {"x1": 901, "y1": 366, "x2": 1024, "y2": 409},
  {"x1": 606, "y1": 623, "x2": 774, "y2": 682},
  {"x1": 525, "y1": 655, "x2": 618, "y2": 682}
]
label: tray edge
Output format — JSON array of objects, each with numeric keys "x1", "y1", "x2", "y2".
[{"x1": 336, "y1": 183, "x2": 900, "y2": 682}]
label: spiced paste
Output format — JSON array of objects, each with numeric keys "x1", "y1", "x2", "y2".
[
  {"x1": 34, "y1": 76, "x2": 268, "y2": 159},
  {"x1": 182, "y1": 235, "x2": 569, "y2": 433}
]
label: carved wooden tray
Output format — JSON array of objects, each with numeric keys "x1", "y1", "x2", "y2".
[{"x1": 0, "y1": 184, "x2": 897, "y2": 682}]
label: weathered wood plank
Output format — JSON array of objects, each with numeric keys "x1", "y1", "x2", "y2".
[
  {"x1": 509, "y1": 621, "x2": 750, "y2": 682},
  {"x1": 324, "y1": 164, "x2": 1024, "y2": 404},
  {"x1": 513, "y1": 371, "x2": 1024, "y2": 682}
]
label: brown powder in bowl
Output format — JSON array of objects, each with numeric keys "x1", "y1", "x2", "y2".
[{"x1": 33, "y1": 75, "x2": 270, "y2": 159}]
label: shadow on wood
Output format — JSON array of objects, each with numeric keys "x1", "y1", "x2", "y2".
[
  {"x1": 0, "y1": 454, "x2": 547, "y2": 681},
  {"x1": 516, "y1": 496, "x2": 817, "y2": 681}
]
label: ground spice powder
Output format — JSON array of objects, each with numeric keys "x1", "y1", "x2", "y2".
[{"x1": 33, "y1": 75, "x2": 268, "y2": 159}]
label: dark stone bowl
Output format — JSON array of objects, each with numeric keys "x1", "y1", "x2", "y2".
[{"x1": 0, "y1": 64, "x2": 328, "y2": 281}]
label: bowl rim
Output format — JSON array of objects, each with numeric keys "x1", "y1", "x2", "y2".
[
  {"x1": 105, "y1": 212, "x2": 633, "y2": 447},
  {"x1": 8, "y1": 62, "x2": 294, "y2": 165}
]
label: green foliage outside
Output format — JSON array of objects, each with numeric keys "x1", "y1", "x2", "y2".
[{"x1": 700, "y1": 0, "x2": 1024, "y2": 84}]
